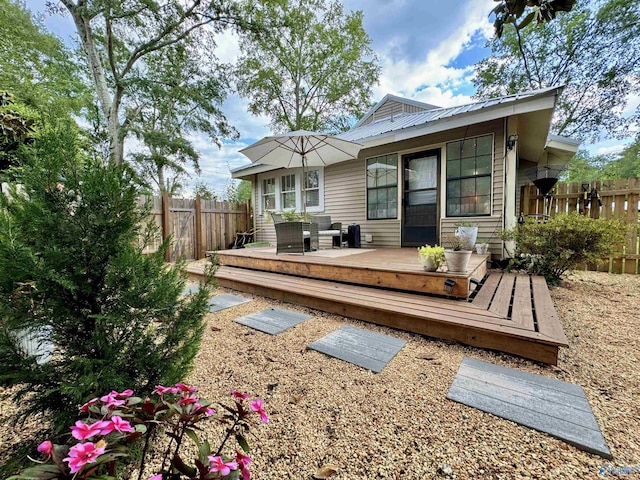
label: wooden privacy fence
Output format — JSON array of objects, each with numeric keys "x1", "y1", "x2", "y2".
[
  {"x1": 141, "y1": 193, "x2": 251, "y2": 262},
  {"x1": 520, "y1": 177, "x2": 640, "y2": 274}
]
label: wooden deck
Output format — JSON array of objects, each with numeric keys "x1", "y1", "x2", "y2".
[
  {"x1": 212, "y1": 247, "x2": 488, "y2": 299},
  {"x1": 186, "y1": 248, "x2": 568, "y2": 365}
]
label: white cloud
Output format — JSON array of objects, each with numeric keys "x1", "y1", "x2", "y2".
[
  {"x1": 596, "y1": 144, "x2": 627, "y2": 156},
  {"x1": 372, "y1": 0, "x2": 494, "y2": 107}
]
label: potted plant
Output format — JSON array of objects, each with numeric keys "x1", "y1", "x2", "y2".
[
  {"x1": 442, "y1": 233, "x2": 472, "y2": 273},
  {"x1": 417, "y1": 245, "x2": 446, "y2": 272},
  {"x1": 455, "y1": 220, "x2": 478, "y2": 250},
  {"x1": 475, "y1": 238, "x2": 489, "y2": 255}
]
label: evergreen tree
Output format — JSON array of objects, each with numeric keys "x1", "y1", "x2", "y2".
[{"x1": 0, "y1": 121, "x2": 213, "y2": 434}]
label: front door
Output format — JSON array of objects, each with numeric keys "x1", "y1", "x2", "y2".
[{"x1": 402, "y1": 149, "x2": 439, "y2": 246}]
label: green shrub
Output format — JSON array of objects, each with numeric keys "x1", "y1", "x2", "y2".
[
  {"x1": 0, "y1": 129, "x2": 214, "y2": 436},
  {"x1": 501, "y1": 212, "x2": 628, "y2": 285}
]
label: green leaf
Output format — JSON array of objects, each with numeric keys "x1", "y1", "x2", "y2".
[
  {"x1": 235, "y1": 433, "x2": 250, "y2": 453},
  {"x1": 184, "y1": 427, "x2": 201, "y2": 447},
  {"x1": 6, "y1": 464, "x2": 63, "y2": 480},
  {"x1": 171, "y1": 453, "x2": 197, "y2": 477},
  {"x1": 516, "y1": 11, "x2": 536, "y2": 29}
]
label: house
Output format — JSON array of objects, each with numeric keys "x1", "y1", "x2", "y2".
[{"x1": 231, "y1": 86, "x2": 579, "y2": 256}]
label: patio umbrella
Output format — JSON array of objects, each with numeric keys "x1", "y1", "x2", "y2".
[{"x1": 239, "y1": 130, "x2": 362, "y2": 216}]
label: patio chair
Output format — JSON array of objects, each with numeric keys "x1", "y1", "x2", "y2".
[
  {"x1": 270, "y1": 212, "x2": 285, "y2": 224},
  {"x1": 274, "y1": 221, "x2": 318, "y2": 254},
  {"x1": 310, "y1": 215, "x2": 343, "y2": 248}
]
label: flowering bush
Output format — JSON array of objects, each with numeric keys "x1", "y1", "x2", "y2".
[{"x1": 9, "y1": 384, "x2": 268, "y2": 480}]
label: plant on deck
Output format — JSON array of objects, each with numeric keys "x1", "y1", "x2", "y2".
[{"x1": 8, "y1": 384, "x2": 268, "y2": 480}]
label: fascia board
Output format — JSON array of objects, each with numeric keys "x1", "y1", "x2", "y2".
[{"x1": 357, "y1": 95, "x2": 557, "y2": 148}]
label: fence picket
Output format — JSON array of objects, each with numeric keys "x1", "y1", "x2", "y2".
[
  {"x1": 519, "y1": 177, "x2": 640, "y2": 275},
  {"x1": 146, "y1": 195, "x2": 249, "y2": 261}
]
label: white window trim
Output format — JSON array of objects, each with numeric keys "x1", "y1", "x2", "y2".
[
  {"x1": 257, "y1": 167, "x2": 324, "y2": 215},
  {"x1": 261, "y1": 177, "x2": 276, "y2": 212}
]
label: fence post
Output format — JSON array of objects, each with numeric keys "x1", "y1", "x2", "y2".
[
  {"x1": 161, "y1": 191, "x2": 171, "y2": 262},
  {"x1": 625, "y1": 178, "x2": 639, "y2": 274},
  {"x1": 195, "y1": 195, "x2": 203, "y2": 260}
]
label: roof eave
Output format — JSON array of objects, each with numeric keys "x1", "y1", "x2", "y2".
[{"x1": 354, "y1": 89, "x2": 561, "y2": 149}]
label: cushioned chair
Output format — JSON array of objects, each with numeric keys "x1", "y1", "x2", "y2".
[
  {"x1": 310, "y1": 215, "x2": 342, "y2": 248},
  {"x1": 274, "y1": 221, "x2": 318, "y2": 254}
]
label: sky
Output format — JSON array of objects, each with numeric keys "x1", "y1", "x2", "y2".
[{"x1": 25, "y1": 0, "x2": 632, "y2": 196}]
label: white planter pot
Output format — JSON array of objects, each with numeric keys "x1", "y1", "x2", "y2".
[
  {"x1": 475, "y1": 243, "x2": 489, "y2": 255},
  {"x1": 456, "y1": 226, "x2": 478, "y2": 250},
  {"x1": 420, "y1": 256, "x2": 438, "y2": 272},
  {"x1": 444, "y1": 250, "x2": 472, "y2": 273}
]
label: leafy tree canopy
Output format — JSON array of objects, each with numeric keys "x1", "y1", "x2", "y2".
[
  {"x1": 128, "y1": 41, "x2": 238, "y2": 194},
  {"x1": 235, "y1": 0, "x2": 380, "y2": 133},
  {"x1": 0, "y1": 0, "x2": 88, "y2": 116},
  {"x1": 53, "y1": 0, "x2": 260, "y2": 164},
  {"x1": 475, "y1": 0, "x2": 640, "y2": 143}
]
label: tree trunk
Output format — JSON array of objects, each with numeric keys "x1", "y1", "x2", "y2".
[{"x1": 63, "y1": 1, "x2": 124, "y2": 164}]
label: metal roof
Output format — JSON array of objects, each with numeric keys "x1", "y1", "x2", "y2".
[{"x1": 339, "y1": 86, "x2": 562, "y2": 143}]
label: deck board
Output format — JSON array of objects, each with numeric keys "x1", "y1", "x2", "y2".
[
  {"x1": 213, "y1": 265, "x2": 567, "y2": 364},
  {"x1": 187, "y1": 247, "x2": 568, "y2": 365},
  {"x1": 512, "y1": 275, "x2": 535, "y2": 330},
  {"x1": 489, "y1": 273, "x2": 515, "y2": 318},
  {"x1": 214, "y1": 247, "x2": 488, "y2": 299}
]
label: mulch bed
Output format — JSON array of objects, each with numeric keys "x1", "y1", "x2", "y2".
[{"x1": 1, "y1": 270, "x2": 639, "y2": 479}]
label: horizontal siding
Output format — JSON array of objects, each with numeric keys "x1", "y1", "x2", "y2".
[
  {"x1": 254, "y1": 180, "x2": 276, "y2": 245},
  {"x1": 324, "y1": 159, "x2": 401, "y2": 247},
  {"x1": 440, "y1": 217, "x2": 504, "y2": 257},
  {"x1": 254, "y1": 119, "x2": 509, "y2": 253}
]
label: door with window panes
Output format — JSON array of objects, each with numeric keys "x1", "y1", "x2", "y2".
[{"x1": 402, "y1": 149, "x2": 439, "y2": 246}]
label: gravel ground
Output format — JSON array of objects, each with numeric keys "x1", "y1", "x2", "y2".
[{"x1": 1, "y1": 270, "x2": 639, "y2": 479}]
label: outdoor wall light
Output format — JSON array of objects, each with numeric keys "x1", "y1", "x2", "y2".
[
  {"x1": 506, "y1": 134, "x2": 519, "y2": 150},
  {"x1": 443, "y1": 278, "x2": 456, "y2": 294}
]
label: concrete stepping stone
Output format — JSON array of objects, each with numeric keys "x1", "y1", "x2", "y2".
[
  {"x1": 181, "y1": 284, "x2": 201, "y2": 296},
  {"x1": 308, "y1": 325, "x2": 406, "y2": 373},
  {"x1": 208, "y1": 293, "x2": 251, "y2": 312},
  {"x1": 234, "y1": 308, "x2": 311, "y2": 334},
  {"x1": 446, "y1": 357, "x2": 611, "y2": 458}
]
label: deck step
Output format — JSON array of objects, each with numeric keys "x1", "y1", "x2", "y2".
[{"x1": 210, "y1": 265, "x2": 566, "y2": 365}]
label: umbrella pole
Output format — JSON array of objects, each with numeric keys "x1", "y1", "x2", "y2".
[{"x1": 302, "y1": 155, "x2": 307, "y2": 219}]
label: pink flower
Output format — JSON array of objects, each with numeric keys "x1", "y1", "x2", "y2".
[
  {"x1": 148, "y1": 475, "x2": 163, "y2": 480},
  {"x1": 236, "y1": 452, "x2": 252, "y2": 480},
  {"x1": 117, "y1": 389, "x2": 134, "y2": 397},
  {"x1": 250, "y1": 399, "x2": 268, "y2": 423},
  {"x1": 70, "y1": 420, "x2": 110, "y2": 440},
  {"x1": 100, "y1": 416, "x2": 134, "y2": 435},
  {"x1": 63, "y1": 440, "x2": 107, "y2": 474},
  {"x1": 79, "y1": 397, "x2": 98, "y2": 412},
  {"x1": 175, "y1": 382, "x2": 197, "y2": 393},
  {"x1": 37, "y1": 440, "x2": 53, "y2": 458},
  {"x1": 100, "y1": 391, "x2": 126, "y2": 408},
  {"x1": 231, "y1": 390, "x2": 250, "y2": 401},
  {"x1": 193, "y1": 403, "x2": 215, "y2": 416},
  {"x1": 208, "y1": 456, "x2": 238, "y2": 477},
  {"x1": 177, "y1": 395, "x2": 198, "y2": 407},
  {"x1": 153, "y1": 385, "x2": 178, "y2": 396}
]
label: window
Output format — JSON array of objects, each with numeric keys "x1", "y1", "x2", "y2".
[
  {"x1": 257, "y1": 168, "x2": 324, "y2": 213},
  {"x1": 304, "y1": 169, "x2": 320, "y2": 208},
  {"x1": 262, "y1": 177, "x2": 275, "y2": 210},
  {"x1": 281, "y1": 174, "x2": 296, "y2": 209},
  {"x1": 367, "y1": 154, "x2": 398, "y2": 219},
  {"x1": 446, "y1": 134, "x2": 492, "y2": 216}
]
